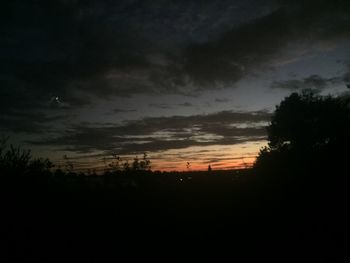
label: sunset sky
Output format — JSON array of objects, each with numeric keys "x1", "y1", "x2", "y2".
[{"x1": 1, "y1": 0, "x2": 350, "y2": 171}]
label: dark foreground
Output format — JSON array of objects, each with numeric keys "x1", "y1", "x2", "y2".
[{"x1": 2, "y1": 169, "x2": 348, "y2": 262}]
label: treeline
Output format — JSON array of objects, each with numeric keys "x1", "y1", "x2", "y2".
[{"x1": 0, "y1": 137, "x2": 251, "y2": 193}]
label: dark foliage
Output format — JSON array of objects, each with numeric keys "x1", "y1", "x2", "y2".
[
  {"x1": 255, "y1": 91, "x2": 350, "y2": 179},
  {"x1": 252, "y1": 91, "x2": 350, "y2": 261},
  {"x1": 0, "y1": 137, "x2": 53, "y2": 183}
]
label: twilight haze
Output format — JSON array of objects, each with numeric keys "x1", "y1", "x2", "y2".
[{"x1": 1, "y1": 0, "x2": 350, "y2": 171}]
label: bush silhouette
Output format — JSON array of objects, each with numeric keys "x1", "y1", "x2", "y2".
[{"x1": 0, "y1": 137, "x2": 53, "y2": 183}]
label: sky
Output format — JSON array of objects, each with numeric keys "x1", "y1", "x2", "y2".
[{"x1": 1, "y1": 0, "x2": 350, "y2": 171}]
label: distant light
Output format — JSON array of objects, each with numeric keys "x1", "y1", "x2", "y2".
[{"x1": 49, "y1": 95, "x2": 61, "y2": 105}]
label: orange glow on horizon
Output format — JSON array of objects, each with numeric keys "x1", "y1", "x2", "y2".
[
  {"x1": 147, "y1": 141, "x2": 266, "y2": 172},
  {"x1": 151, "y1": 155, "x2": 257, "y2": 172},
  {"x1": 53, "y1": 140, "x2": 267, "y2": 173}
]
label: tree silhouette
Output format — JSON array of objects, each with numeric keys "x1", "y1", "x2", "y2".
[
  {"x1": 255, "y1": 90, "x2": 350, "y2": 175},
  {"x1": 63, "y1": 154, "x2": 74, "y2": 173},
  {"x1": 131, "y1": 153, "x2": 151, "y2": 171},
  {"x1": 108, "y1": 154, "x2": 121, "y2": 172},
  {"x1": 139, "y1": 153, "x2": 151, "y2": 171},
  {"x1": 267, "y1": 91, "x2": 349, "y2": 151},
  {"x1": 208, "y1": 165, "x2": 212, "y2": 172}
]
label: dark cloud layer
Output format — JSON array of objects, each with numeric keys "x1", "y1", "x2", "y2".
[
  {"x1": 149, "y1": 102, "x2": 194, "y2": 109},
  {"x1": 1, "y1": 0, "x2": 271, "y2": 114},
  {"x1": 271, "y1": 75, "x2": 335, "y2": 91},
  {"x1": 215, "y1": 98, "x2": 231, "y2": 103},
  {"x1": 4, "y1": 0, "x2": 349, "y2": 115},
  {"x1": 149, "y1": 103, "x2": 172, "y2": 109},
  {"x1": 111, "y1": 108, "x2": 137, "y2": 114},
  {"x1": 183, "y1": 0, "x2": 350, "y2": 85},
  {"x1": 271, "y1": 72, "x2": 350, "y2": 91},
  {"x1": 29, "y1": 110, "x2": 271, "y2": 154},
  {"x1": 0, "y1": 110, "x2": 66, "y2": 134}
]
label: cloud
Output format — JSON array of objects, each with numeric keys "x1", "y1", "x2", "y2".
[
  {"x1": 1, "y1": 0, "x2": 151, "y2": 112},
  {"x1": 28, "y1": 110, "x2": 271, "y2": 154},
  {"x1": 343, "y1": 63, "x2": 350, "y2": 85},
  {"x1": 7, "y1": 0, "x2": 350, "y2": 110},
  {"x1": 149, "y1": 103, "x2": 173, "y2": 109},
  {"x1": 182, "y1": 0, "x2": 350, "y2": 85},
  {"x1": 2, "y1": 0, "x2": 349, "y2": 136},
  {"x1": 271, "y1": 73, "x2": 349, "y2": 91},
  {"x1": 215, "y1": 98, "x2": 231, "y2": 103},
  {"x1": 111, "y1": 108, "x2": 137, "y2": 114},
  {"x1": 0, "y1": 110, "x2": 67, "y2": 134},
  {"x1": 177, "y1": 102, "x2": 194, "y2": 107},
  {"x1": 1, "y1": 0, "x2": 271, "y2": 112},
  {"x1": 149, "y1": 102, "x2": 194, "y2": 109},
  {"x1": 271, "y1": 75, "x2": 334, "y2": 91}
]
